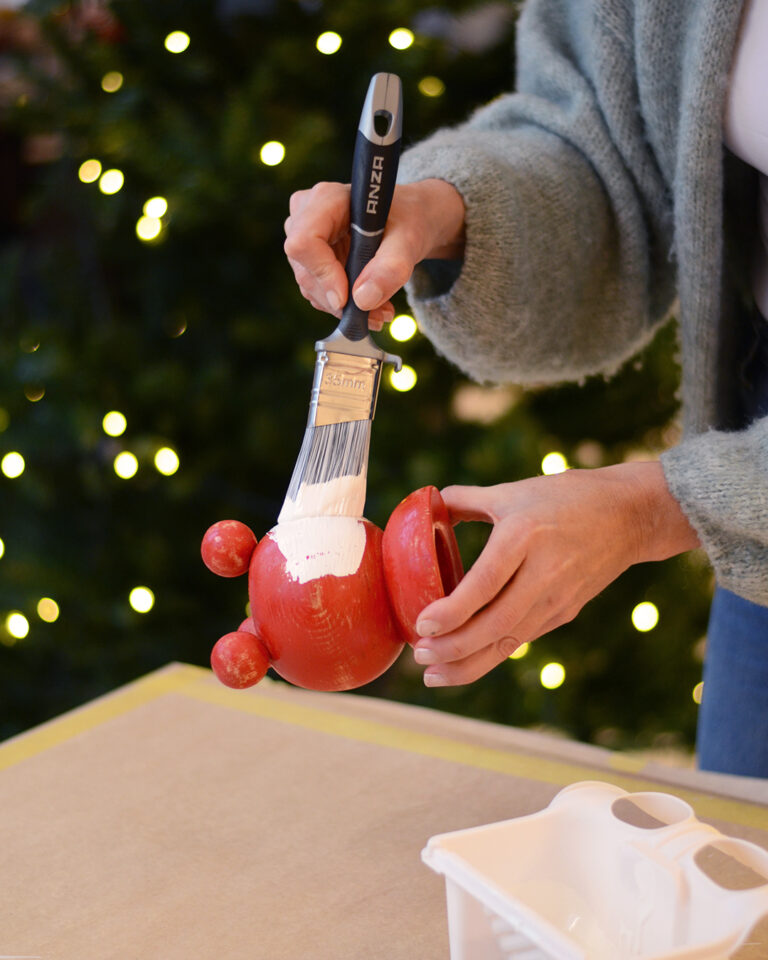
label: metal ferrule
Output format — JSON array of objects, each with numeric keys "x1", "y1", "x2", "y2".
[
  {"x1": 307, "y1": 333, "x2": 401, "y2": 427},
  {"x1": 308, "y1": 351, "x2": 381, "y2": 427}
]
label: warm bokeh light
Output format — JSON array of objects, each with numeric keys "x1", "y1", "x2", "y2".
[
  {"x1": 0, "y1": 538, "x2": 4, "y2": 559},
  {"x1": 389, "y1": 314, "x2": 417, "y2": 341},
  {"x1": 259, "y1": 141, "x2": 285, "y2": 166},
  {"x1": 541, "y1": 451, "x2": 568, "y2": 475},
  {"x1": 143, "y1": 196, "x2": 168, "y2": 218},
  {"x1": 540, "y1": 662, "x2": 566, "y2": 689},
  {"x1": 136, "y1": 215, "x2": 162, "y2": 241},
  {"x1": 1, "y1": 452, "x2": 25, "y2": 478},
  {"x1": 37, "y1": 597, "x2": 60, "y2": 623},
  {"x1": 101, "y1": 71, "x2": 124, "y2": 92},
  {"x1": 154, "y1": 446, "x2": 180, "y2": 475},
  {"x1": 692, "y1": 681, "x2": 704, "y2": 705},
  {"x1": 389, "y1": 364, "x2": 417, "y2": 392},
  {"x1": 418, "y1": 76, "x2": 445, "y2": 97},
  {"x1": 6, "y1": 612, "x2": 29, "y2": 640},
  {"x1": 316, "y1": 31, "x2": 342, "y2": 54},
  {"x1": 164, "y1": 31, "x2": 190, "y2": 53},
  {"x1": 24, "y1": 385, "x2": 45, "y2": 402},
  {"x1": 102, "y1": 411, "x2": 127, "y2": 437},
  {"x1": 99, "y1": 169, "x2": 124, "y2": 195},
  {"x1": 389, "y1": 28, "x2": 414, "y2": 49},
  {"x1": 508, "y1": 642, "x2": 529, "y2": 660},
  {"x1": 129, "y1": 586, "x2": 155, "y2": 613},
  {"x1": 631, "y1": 601, "x2": 659, "y2": 632},
  {"x1": 113, "y1": 451, "x2": 138, "y2": 479},
  {"x1": 452, "y1": 384, "x2": 519, "y2": 424},
  {"x1": 78, "y1": 158, "x2": 102, "y2": 183}
]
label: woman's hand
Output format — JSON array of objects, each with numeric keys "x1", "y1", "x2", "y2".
[
  {"x1": 413, "y1": 461, "x2": 701, "y2": 686},
  {"x1": 283, "y1": 178, "x2": 465, "y2": 330}
]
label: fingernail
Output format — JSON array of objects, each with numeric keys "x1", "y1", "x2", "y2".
[
  {"x1": 354, "y1": 280, "x2": 383, "y2": 311},
  {"x1": 416, "y1": 618, "x2": 439, "y2": 637},
  {"x1": 424, "y1": 671, "x2": 446, "y2": 687},
  {"x1": 414, "y1": 646, "x2": 438, "y2": 665},
  {"x1": 327, "y1": 289, "x2": 342, "y2": 312}
]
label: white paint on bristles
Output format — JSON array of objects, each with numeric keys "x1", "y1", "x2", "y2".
[
  {"x1": 270, "y1": 516, "x2": 366, "y2": 584},
  {"x1": 278, "y1": 473, "x2": 366, "y2": 524}
]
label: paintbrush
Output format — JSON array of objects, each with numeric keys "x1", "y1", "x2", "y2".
[{"x1": 279, "y1": 73, "x2": 403, "y2": 523}]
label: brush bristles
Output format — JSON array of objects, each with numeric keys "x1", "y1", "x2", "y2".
[{"x1": 279, "y1": 419, "x2": 371, "y2": 522}]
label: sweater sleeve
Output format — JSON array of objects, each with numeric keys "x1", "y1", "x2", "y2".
[
  {"x1": 661, "y1": 419, "x2": 768, "y2": 605},
  {"x1": 397, "y1": 0, "x2": 677, "y2": 386}
]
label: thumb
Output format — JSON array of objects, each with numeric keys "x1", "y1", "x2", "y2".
[
  {"x1": 439, "y1": 485, "x2": 497, "y2": 525},
  {"x1": 351, "y1": 221, "x2": 424, "y2": 312}
]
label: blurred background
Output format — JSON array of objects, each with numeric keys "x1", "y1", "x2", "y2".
[{"x1": 0, "y1": 0, "x2": 712, "y2": 755}]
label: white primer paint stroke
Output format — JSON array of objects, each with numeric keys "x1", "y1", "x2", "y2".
[{"x1": 270, "y1": 516, "x2": 366, "y2": 584}]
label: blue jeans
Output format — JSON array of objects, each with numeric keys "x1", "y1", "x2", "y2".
[
  {"x1": 696, "y1": 314, "x2": 768, "y2": 777},
  {"x1": 697, "y1": 587, "x2": 768, "y2": 775}
]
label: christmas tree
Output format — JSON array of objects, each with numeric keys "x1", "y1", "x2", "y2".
[{"x1": 0, "y1": 0, "x2": 711, "y2": 753}]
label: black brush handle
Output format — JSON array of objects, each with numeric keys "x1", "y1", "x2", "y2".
[{"x1": 338, "y1": 73, "x2": 403, "y2": 341}]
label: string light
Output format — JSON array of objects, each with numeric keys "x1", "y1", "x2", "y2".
[
  {"x1": 143, "y1": 196, "x2": 168, "y2": 218},
  {"x1": 260, "y1": 141, "x2": 285, "y2": 166},
  {"x1": 0, "y1": 538, "x2": 4, "y2": 559},
  {"x1": 1, "y1": 452, "x2": 25, "y2": 478},
  {"x1": 129, "y1": 586, "x2": 155, "y2": 613},
  {"x1": 78, "y1": 159, "x2": 102, "y2": 183},
  {"x1": 136, "y1": 216, "x2": 162, "y2": 242},
  {"x1": 113, "y1": 451, "x2": 138, "y2": 479},
  {"x1": 37, "y1": 598, "x2": 59, "y2": 622},
  {"x1": 389, "y1": 28, "x2": 414, "y2": 49},
  {"x1": 154, "y1": 446, "x2": 179, "y2": 475},
  {"x1": 5, "y1": 612, "x2": 29, "y2": 640},
  {"x1": 389, "y1": 314, "x2": 417, "y2": 341},
  {"x1": 101, "y1": 71, "x2": 124, "y2": 92},
  {"x1": 418, "y1": 76, "x2": 445, "y2": 97},
  {"x1": 508, "y1": 642, "x2": 529, "y2": 660},
  {"x1": 541, "y1": 451, "x2": 568, "y2": 474},
  {"x1": 164, "y1": 31, "x2": 190, "y2": 53},
  {"x1": 102, "y1": 411, "x2": 127, "y2": 437},
  {"x1": 389, "y1": 364, "x2": 417, "y2": 392},
  {"x1": 692, "y1": 681, "x2": 704, "y2": 705},
  {"x1": 631, "y1": 601, "x2": 659, "y2": 632},
  {"x1": 540, "y1": 662, "x2": 566, "y2": 689},
  {"x1": 99, "y1": 169, "x2": 124, "y2": 195},
  {"x1": 24, "y1": 385, "x2": 45, "y2": 402},
  {"x1": 316, "y1": 31, "x2": 342, "y2": 54}
]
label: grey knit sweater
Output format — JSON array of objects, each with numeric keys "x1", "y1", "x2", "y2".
[{"x1": 398, "y1": 0, "x2": 768, "y2": 605}]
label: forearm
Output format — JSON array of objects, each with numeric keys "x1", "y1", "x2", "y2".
[{"x1": 619, "y1": 460, "x2": 702, "y2": 563}]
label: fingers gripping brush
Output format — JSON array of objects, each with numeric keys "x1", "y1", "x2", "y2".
[{"x1": 279, "y1": 73, "x2": 403, "y2": 523}]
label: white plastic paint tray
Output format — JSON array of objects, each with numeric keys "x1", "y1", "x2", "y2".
[{"x1": 422, "y1": 781, "x2": 768, "y2": 960}]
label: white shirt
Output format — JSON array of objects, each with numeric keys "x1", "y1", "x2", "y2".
[{"x1": 724, "y1": 0, "x2": 768, "y2": 316}]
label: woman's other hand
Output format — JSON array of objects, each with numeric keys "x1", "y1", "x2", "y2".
[{"x1": 413, "y1": 462, "x2": 701, "y2": 686}]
